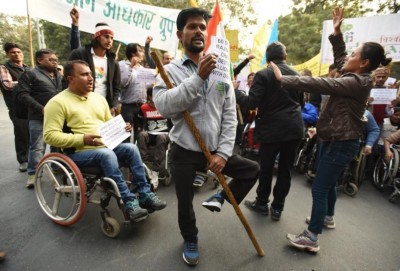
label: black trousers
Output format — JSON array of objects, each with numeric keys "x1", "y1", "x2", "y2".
[
  {"x1": 256, "y1": 139, "x2": 301, "y2": 210},
  {"x1": 170, "y1": 143, "x2": 260, "y2": 243},
  {"x1": 120, "y1": 103, "x2": 143, "y2": 143},
  {"x1": 1, "y1": 90, "x2": 28, "y2": 163}
]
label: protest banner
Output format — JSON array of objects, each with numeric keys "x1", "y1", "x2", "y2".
[
  {"x1": 28, "y1": 0, "x2": 180, "y2": 52},
  {"x1": 320, "y1": 13, "x2": 400, "y2": 65}
]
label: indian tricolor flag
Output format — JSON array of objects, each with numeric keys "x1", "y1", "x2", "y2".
[{"x1": 205, "y1": 0, "x2": 225, "y2": 53}]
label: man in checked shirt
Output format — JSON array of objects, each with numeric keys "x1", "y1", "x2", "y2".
[{"x1": 0, "y1": 43, "x2": 30, "y2": 172}]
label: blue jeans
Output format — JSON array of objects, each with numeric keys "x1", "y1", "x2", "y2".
[
  {"x1": 28, "y1": 120, "x2": 46, "y2": 175},
  {"x1": 68, "y1": 143, "x2": 151, "y2": 203},
  {"x1": 308, "y1": 139, "x2": 360, "y2": 234}
]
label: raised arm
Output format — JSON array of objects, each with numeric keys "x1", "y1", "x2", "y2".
[
  {"x1": 69, "y1": 6, "x2": 81, "y2": 50},
  {"x1": 144, "y1": 36, "x2": 156, "y2": 69},
  {"x1": 329, "y1": 7, "x2": 346, "y2": 72}
]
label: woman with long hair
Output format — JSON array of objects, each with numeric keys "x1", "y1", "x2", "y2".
[{"x1": 270, "y1": 7, "x2": 391, "y2": 252}]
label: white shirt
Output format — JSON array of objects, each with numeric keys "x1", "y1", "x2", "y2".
[{"x1": 91, "y1": 48, "x2": 108, "y2": 98}]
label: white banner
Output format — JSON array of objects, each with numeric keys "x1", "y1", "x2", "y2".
[
  {"x1": 28, "y1": 0, "x2": 180, "y2": 52},
  {"x1": 320, "y1": 13, "x2": 400, "y2": 65}
]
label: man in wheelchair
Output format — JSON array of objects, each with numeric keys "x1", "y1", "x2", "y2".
[
  {"x1": 137, "y1": 86, "x2": 170, "y2": 182},
  {"x1": 43, "y1": 60, "x2": 167, "y2": 223}
]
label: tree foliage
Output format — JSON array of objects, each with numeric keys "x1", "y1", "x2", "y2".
[
  {"x1": 377, "y1": 0, "x2": 400, "y2": 13},
  {"x1": 0, "y1": 13, "x2": 38, "y2": 66},
  {"x1": 279, "y1": 0, "x2": 375, "y2": 65}
]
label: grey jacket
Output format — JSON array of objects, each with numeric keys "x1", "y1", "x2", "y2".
[{"x1": 153, "y1": 58, "x2": 237, "y2": 160}]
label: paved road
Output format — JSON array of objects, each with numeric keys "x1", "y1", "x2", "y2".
[{"x1": 0, "y1": 95, "x2": 399, "y2": 271}]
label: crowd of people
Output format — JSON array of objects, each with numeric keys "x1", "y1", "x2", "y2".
[{"x1": 0, "y1": 4, "x2": 398, "y2": 267}]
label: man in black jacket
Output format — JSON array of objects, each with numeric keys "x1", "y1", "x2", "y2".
[
  {"x1": 235, "y1": 42, "x2": 304, "y2": 220},
  {"x1": 0, "y1": 43, "x2": 30, "y2": 172},
  {"x1": 69, "y1": 22, "x2": 120, "y2": 114},
  {"x1": 16, "y1": 49, "x2": 62, "y2": 188}
]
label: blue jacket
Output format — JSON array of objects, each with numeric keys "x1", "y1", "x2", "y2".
[
  {"x1": 302, "y1": 102, "x2": 318, "y2": 126},
  {"x1": 364, "y1": 110, "x2": 380, "y2": 147}
]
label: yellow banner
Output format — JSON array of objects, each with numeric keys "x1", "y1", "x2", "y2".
[
  {"x1": 291, "y1": 53, "x2": 330, "y2": 76},
  {"x1": 188, "y1": 0, "x2": 199, "y2": 7},
  {"x1": 225, "y1": 29, "x2": 239, "y2": 63}
]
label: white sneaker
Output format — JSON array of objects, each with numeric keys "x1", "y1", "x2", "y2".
[
  {"x1": 26, "y1": 175, "x2": 35, "y2": 189},
  {"x1": 306, "y1": 216, "x2": 336, "y2": 229},
  {"x1": 149, "y1": 170, "x2": 159, "y2": 190},
  {"x1": 193, "y1": 173, "x2": 206, "y2": 187}
]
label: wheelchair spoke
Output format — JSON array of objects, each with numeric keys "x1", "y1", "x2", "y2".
[
  {"x1": 42, "y1": 163, "x2": 61, "y2": 188},
  {"x1": 51, "y1": 192, "x2": 62, "y2": 216}
]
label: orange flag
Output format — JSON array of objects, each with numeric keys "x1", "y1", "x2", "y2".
[{"x1": 205, "y1": 0, "x2": 224, "y2": 52}]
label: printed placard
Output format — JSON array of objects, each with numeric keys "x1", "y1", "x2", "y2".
[
  {"x1": 98, "y1": 114, "x2": 131, "y2": 150},
  {"x1": 136, "y1": 68, "x2": 156, "y2": 85},
  {"x1": 384, "y1": 77, "x2": 397, "y2": 87},
  {"x1": 209, "y1": 36, "x2": 231, "y2": 84},
  {"x1": 370, "y1": 88, "x2": 397, "y2": 105}
]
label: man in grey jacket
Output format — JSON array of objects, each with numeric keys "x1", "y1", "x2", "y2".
[{"x1": 153, "y1": 7, "x2": 259, "y2": 266}]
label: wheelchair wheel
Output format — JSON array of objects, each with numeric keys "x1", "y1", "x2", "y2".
[
  {"x1": 355, "y1": 152, "x2": 367, "y2": 187},
  {"x1": 34, "y1": 153, "x2": 86, "y2": 226},
  {"x1": 101, "y1": 217, "x2": 120, "y2": 238},
  {"x1": 343, "y1": 182, "x2": 358, "y2": 197},
  {"x1": 390, "y1": 147, "x2": 400, "y2": 182},
  {"x1": 373, "y1": 147, "x2": 399, "y2": 189},
  {"x1": 373, "y1": 157, "x2": 392, "y2": 190},
  {"x1": 162, "y1": 171, "x2": 171, "y2": 186}
]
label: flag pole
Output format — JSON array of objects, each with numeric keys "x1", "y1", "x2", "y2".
[{"x1": 26, "y1": 0, "x2": 35, "y2": 67}]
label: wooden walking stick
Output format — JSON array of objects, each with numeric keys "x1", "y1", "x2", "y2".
[
  {"x1": 151, "y1": 52, "x2": 265, "y2": 257},
  {"x1": 237, "y1": 104, "x2": 244, "y2": 126}
]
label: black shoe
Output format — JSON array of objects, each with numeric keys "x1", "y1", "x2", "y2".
[
  {"x1": 270, "y1": 206, "x2": 282, "y2": 221},
  {"x1": 19, "y1": 162, "x2": 27, "y2": 172},
  {"x1": 139, "y1": 192, "x2": 167, "y2": 212},
  {"x1": 125, "y1": 200, "x2": 149, "y2": 222},
  {"x1": 244, "y1": 199, "x2": 269, "y2": 215}
]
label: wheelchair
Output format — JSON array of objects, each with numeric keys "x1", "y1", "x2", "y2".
[
  {"x1": 336, "y1": 146, "x2": 368, "y2": 197},
  {"x1": 34, "y1": 152, "x2": 153, "y2": 238},
  {"x1": 304, "y1": 141, "x2": 367, "y2": 197},
  {"x1": 137, "y1": 131, "x2": 171, "y2": 187},
  {"x1": 238, "y1": 120, "x2": 260, "y2": 162},
  {"x1": 294, "y1": 127, "x2": 317, "y2": 174},
  {"x1": 373, "y1": 144, "x2": 400, "y2": 203}
]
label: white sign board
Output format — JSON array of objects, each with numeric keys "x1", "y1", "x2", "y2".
[
  {"x1": 385, "y1": 77, "x2": 397, "y2": 87},
  {"x1": 136, "y1": 68, "x2": 156, "y2": 85},
  {"x1": 320, "y1": 13, "x2": 400, "y2": 65},
  {"x1": 370, "y1": 88, "x2": 397, "y2": 105},
  {"x1": 209, "y1": 36, "x2": 231, "y2": 84},
  {"x1": 98, "y1": 114, "x2": 130, "y2": 150},
  {"x1": 28, "y1": 0, "x2": 180, "y2": 52}
]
